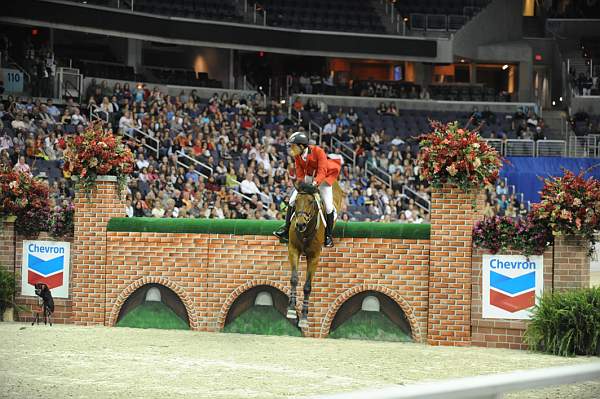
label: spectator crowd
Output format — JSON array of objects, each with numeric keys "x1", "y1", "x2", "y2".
[{"x1": 0, "y1": 82, "x2": 440, "y2": 224}]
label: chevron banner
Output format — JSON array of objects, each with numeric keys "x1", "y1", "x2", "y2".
[
  {"x1": 482, "y1": 255, "x2": 543, "y2": 319},
  {"x1": 21, "y1": 241, "x2": 70, "y2": 298}
]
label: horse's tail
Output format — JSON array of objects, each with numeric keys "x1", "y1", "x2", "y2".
[{"x1": 332, "y1": 181, "x2": 344, "y2": 219}]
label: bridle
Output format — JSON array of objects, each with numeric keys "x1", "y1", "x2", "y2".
[{"x1": 295, "y1": 193, "x2": 321, "y2": 234}]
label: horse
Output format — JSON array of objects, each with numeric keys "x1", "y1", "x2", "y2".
[{"x1": 286, "y1": 181, "x2": 343, "y2": 329}]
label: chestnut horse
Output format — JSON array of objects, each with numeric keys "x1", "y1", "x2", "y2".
[{"x1": 286, "y1": 181, "x2": 343, "y2": 328}]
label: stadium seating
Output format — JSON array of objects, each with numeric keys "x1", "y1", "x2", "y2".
[
  {"x1": 257, "y1": 0, "x2": 386, "y2": 33},
  {"x1": 395, "y1": 0, "x2": 491, "y2": 31}
]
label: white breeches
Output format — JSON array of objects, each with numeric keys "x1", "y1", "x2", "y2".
[{"x1": 289, "y1": 183, "x2": 334, "y2": 214}]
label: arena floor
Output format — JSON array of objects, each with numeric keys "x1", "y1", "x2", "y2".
[{"x1": 0, "y1": 323, "x2": 599, "y2": 399}]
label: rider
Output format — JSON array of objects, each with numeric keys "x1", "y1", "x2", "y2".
[{"x1": 274, "y1": 131, "x2": 341, "y2": 247}]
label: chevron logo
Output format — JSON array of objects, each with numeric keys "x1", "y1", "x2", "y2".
[
  {"x1": 489, "y1": 271, "x2": 535, "y2": 313},
  {"x1": 27, "y1": 254, "x2": 65, "y2": 290}
]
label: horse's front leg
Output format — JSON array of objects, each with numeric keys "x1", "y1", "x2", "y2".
[
  {"x1": 287, "y1": 247, "x2": 300, "y2": 319},
  {"x1": 298, "y1": 251, "x2": 320, "y2": 329}
]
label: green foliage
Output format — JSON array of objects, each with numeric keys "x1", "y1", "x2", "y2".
[
  {"x1": 0, "y1": 267, "x2": 24, "y2": 319},
  {"x1": 473, "y1": 214, "x2": 553, "y2": 257},
  {"x1": 222, "y1": 306, "x2": 302, "y2": 337},
  {"x1": 328, "y1": 311, "x2": 412, "y2": 342},
  {"x1": 0, "y1": 267, "x2": 15, "y2": 313},
  {"x1": 116, "y1": 301, "x2": 189, "y2": 330},
  {"x1": 524, "y1": 287, "x2": 600, "y2": 356}
]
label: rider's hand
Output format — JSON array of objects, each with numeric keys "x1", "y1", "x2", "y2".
[{"x1": 311, "y1": 181, "x2": 318, "y2": 187}]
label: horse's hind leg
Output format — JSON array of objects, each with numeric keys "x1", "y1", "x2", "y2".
[{"x1": 287, "y1": 249, "x2": 300, "y2": 319}]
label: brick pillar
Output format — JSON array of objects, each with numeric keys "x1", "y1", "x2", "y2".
[
  {"x1": 71, "y1": 176, "x2": 124, "y2": 326},
  {"x1": 553, "y1": 234, "x2": 590, "y2": 291},
  {"x1": 428, "y1": 184, "x2": 482, "y2": 346},
  {"x1": 0, "y1": 217, "x2": 16, "y2": 273}
]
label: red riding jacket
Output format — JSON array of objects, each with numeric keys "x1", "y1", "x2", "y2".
[{"x1": 294, "y1": 145, "x2": 341, "y2": 186}]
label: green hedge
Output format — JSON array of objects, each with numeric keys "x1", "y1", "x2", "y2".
[
  {"x1": 107, "y1": 217, "x2": 430, "y2": 239},
  {"x1": 222, "y1": 306, "x2": 302, "y2": 337},
  {"x1": 328, "y1": 310, "x2": 412, "y2": 342},
  {"x1": 524, "y1": 287, "x2": 600, "y2": 356},
  {"x1": 116, "y1": 301, "x2": 189, "y2": 330}
]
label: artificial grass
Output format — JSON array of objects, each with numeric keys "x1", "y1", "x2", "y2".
[
  {"x1": 328, "y1": 311, "x2": 412, "y2": 342},
  {"x1": 116, "y1": 301, "x2": 189, "y2": 330},
  {"x1": 222, "y1": 306, "x2": 302, "y2": 337},
  {"x1": 107, "y1": 217, "x2": 430, "y2": 239}
]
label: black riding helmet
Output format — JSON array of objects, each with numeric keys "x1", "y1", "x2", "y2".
[{"x1": 288, "y1": 131, "x2": 309, "y2": 146}]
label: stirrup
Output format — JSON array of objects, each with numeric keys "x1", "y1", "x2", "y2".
[
  {"x1": 324, "y1": 236, "x2": 334, "y2": 247},
  {"x1": 273, "y1": 229, "x2": 289, "y2": 243}
]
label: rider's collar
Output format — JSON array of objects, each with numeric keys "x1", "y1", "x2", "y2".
[{"x1": 301, "y1": 146, "x2": 309, "y2": 161}]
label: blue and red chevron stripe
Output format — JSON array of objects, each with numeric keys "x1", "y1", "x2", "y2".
[
  {"x1": 27, "y1": 254, "x2": 64, "y2": 289},
  {"x1": 489, "y1": 271, "x2": 536, "y2": 313}
]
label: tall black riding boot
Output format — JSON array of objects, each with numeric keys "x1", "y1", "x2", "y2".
[
  {"x1": 324, "y1": 211, "x2": 335, "y2": 247},
  {"x1": 274, "y1": 205, "x2": 295, "y2": 243}
]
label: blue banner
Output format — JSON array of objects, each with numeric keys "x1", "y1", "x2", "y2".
[{"x1": 500, "y1": 157, "x2": 600, "y2": 204}]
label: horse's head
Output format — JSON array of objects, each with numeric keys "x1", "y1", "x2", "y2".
[{"x1": 294, "y1": 184, "x2": 319, "y2": 234}]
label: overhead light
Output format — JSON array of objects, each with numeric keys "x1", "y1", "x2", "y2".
[
  {"x1": 559, "y1": 96, "x2": 563, "y2": 102},
  {"x1": 552, "y1": 100, "x2": 556, "y2": 106},
  {"x1": 460, "y1": 59, "x2": 465, "y2": 63},
  {"x1": 502, "y1": 64, "x2": 509, "y2": 70},
  {"x1": 280, "y1": 99, "x2": 286, "y2": 104},
  {"x1": 403, "y1": 17, "x2": 408, "y2": 22}
]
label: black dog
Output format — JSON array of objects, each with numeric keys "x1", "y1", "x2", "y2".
[{"x1": 32, "y1": 283, "x2": 54, "y2": 326}]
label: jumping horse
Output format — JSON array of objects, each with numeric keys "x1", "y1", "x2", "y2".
[{"x1": 286, "y1": 181, "x2": 343, "y2": 328}]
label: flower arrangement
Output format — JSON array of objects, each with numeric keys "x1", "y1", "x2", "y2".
[
  {"x1": 418, "y1": 121, "x2": 502, "y2": 192},
  {"x1": 0, "y1": 167, "x2": 50, "y2": 237},
  {"x1": 473, "y1": 214, "x2": 553, "y2": 257},
  {"x1": 58, "y1": 122, "x2": 134, "y2": 194},
  {"x1": 531, "y1": 170, "x2": 600, "y2": 252},
  {"x1": 48, "y1": 202, "x2": 75, "y2": 238}
]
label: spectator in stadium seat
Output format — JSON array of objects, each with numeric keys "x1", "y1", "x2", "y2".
[
  {"x1": 348, "y1": 189, "x2": 365, "y2": 207},
  {"x1": 46, "y1": 99, "x2": 61, "y2": 121},
  {"x1": 240, "y1": 172, "x2": 261, "y2": 196},
  {"x1": 70, "y1": 107, "x2": 86, "y2": 126},
  {"x1": 496, "y1": 180, "x2": 508, "y2": 196},
  {"x1": 13, "y1": 155, "x2": 31, "y2": 175}
]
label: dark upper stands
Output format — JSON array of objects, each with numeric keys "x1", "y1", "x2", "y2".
[
  {"x1": 395, "y1": 0, "x2": 490, "y2": 31},
  {"x1": 133, "y1": 0, "x2": 244, "y2": 22},
  {"x1": 146, "y1": 67, "x2": 223, "y2": 88},
  {"x1": 257, "y1": 0, "x2": 386, "y2": 33},
  {"x1": 77, "y1": 0, "x2": 244, "y2": 22},
  {"x1": 429, "y1": 84, "x2": 509, "y2": 102},
  {"x1": 78, "y1": 61, "x2": 137, "y2": 82}
]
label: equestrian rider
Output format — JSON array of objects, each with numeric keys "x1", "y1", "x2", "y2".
[{"x1": 274, "y1": 131, "x2": 341, "y2": 247}]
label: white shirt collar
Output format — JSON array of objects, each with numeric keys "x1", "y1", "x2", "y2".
[{"x1": 301, "y1": 147, "x2": 309, "y2": 161}]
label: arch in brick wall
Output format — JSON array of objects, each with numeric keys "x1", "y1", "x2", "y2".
[
  {"x1": 217, "y1": 280, "x2": 299, "y2": 330},
  {"x1": 108, "y1": 277, "x2": 199, "y2": 329},
  {"x1": 319, "y1": 285, "x2": 423, "y2": 342}
]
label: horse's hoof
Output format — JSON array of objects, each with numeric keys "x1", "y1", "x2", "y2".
[
  {"x1": 286, "y1": 309, "x2": 297, "y2": 319},
  {"x1": 298, "y1": 318, "x2": 309, "y2": 329}
]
